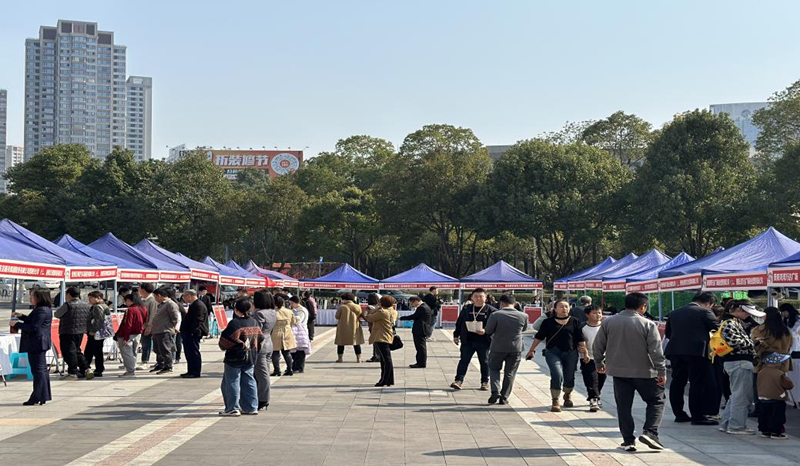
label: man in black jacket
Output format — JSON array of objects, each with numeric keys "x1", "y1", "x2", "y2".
[
  {"x1": 450, "y1": 288, "x2": 497, "y2": 391},
  {"x1": 423, "y1": 287, "x2": 442, "y2": 340},
  {"x1": 400, "y1": 296, "x2": 432, "y2": 368},
  {"x1": 664, "y1": 292, "x2": 719, "y2": 425},
  {"x1": 198, "y1": 286, "x2": 215, "y2": 319},
  {"x1": 180, "y1": 290, "x2": 209, "y2": 378},
  {"x1": 54, "y1": 287, "x2": 92, "y2": 380}
]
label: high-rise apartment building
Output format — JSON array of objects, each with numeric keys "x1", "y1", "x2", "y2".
[
  {"x1": 710, "y1": 102, "x2": 768, "y2": 156},
  {"x1": 24, "y1": 20, "x2": 136, "y2": 161},
  {"x1": 1, "y1": 146, "x2": 24, "y2": 193},
  {"x1": 0, "y1": 89, "x2": 7, "y2": 148},
  {"x1": 126, "y1": 76, "x2": 152, "y2": 161}
]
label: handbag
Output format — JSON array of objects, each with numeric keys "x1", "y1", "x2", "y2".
[{"x1": 390, "y1": 334, "x2": 404, "y2": 351}]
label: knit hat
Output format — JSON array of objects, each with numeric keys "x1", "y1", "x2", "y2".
[{"x1": 762, "y1": 352, "x2": 790, "y2": 365}]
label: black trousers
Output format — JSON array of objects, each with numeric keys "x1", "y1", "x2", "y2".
[
  {"x1": 27, "y1": 351, "x2": 51, "y2": 403},
  {"x1": 308, "y1": 319, "x2": 315, "y2": 340},
  {"x1": 60, "y1": 333, "x2": 88, "y2": 375},
  {"x1": 140, "y1": 334, "x2": 153, "y2": 364},
  {"x1": 668, "y1": 355, "x2": 713, "y2": 420},
  {"x1": 580, "y1": 359, "x2": 607, "y2": 400},
  {"x1": 272, "y1": 350, "x2": 293, "y2": 373},
  {"x1": 292, "y1": 351, "x2": 306, "y2": 372},
  {"x1": 412, "y1": 332, "x2": 427, "y2": 367},
  {"x1": 758, "y1": 400, "x2": 786, "y2": 435},
  {"x1": 174, "y1": 332, "x2": 183, "y2": 361},
  {"x1": 181, "y1": 332, "x2": 202, "y2": 376},
  {"x1": 613, "y1": 377, "x2": 666, "y2": 444},
  {"x1": 456, "y1": 340, "x2": 490, "y2": 383},
  {"x1": 84, "y1": 337, "x2": 105, "y2": 375},
  {"x1": 425, "y1": 311, "x2": 437, "y2": 338},
  {"x1": 374, "y1": 342, "x2": 394, "y2": 385},
  {"x1": 337, "y1": 345, "x2": 362, "y2": 355}
]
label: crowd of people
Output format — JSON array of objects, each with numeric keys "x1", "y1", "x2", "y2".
[{"x1": 10, "y1": 282, "x2": 800, "y2": 451}]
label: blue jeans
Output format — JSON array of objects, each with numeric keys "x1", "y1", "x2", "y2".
[
  {"x1": 221, "y1": 363, "x2": 258, "y2": 413},
  {"x1": 544, "y1": 347, "x2": 578, "y2": 391},
  {"x1": 720, "y1": 360, "x2": 754, "y2": 431}
]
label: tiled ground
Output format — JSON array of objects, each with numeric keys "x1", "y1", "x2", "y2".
[{"x1": 0, "y1": 327, "x2": 799, "y2": 466}]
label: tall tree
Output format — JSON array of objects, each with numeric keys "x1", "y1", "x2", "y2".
[
  {"x1": 628, "y1": 110, "x2": 755, "y2": 256},
  {"x1": 380, "y1": 124, "x2": 492, "y2": 276},
  {"x1": 580, "y1": 111, "x2": 654, "y2": 168},
  {"x1": 753, "y1": 79, "x2": 800, "y2": 158}
]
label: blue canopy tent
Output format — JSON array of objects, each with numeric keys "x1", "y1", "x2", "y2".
[
  {"x1": 56, "y1": 234, "x2": 160, "y2": 282},
  {"x1": 598, "y1": 250, "x2": 672, "y2": 292},
  {"x1": 90, "y1": 233, "x2": 191, "y2": 283},
  {"x1": 766, "y1": 243, "x2": 800, "y2": 289},
  {"x1": 134, "y1": 240, "x2": 219, "y2": 283},
  {"x1": 581, "y1": 253, "x2": 639, "y2": 291},
  {"x1": 301, "y1": 263, "x2": 380, "y2": 290},
  {"x1": 659, "y1": 227, "x2": 800, "y2": 292},
  {"x1": 553, "y1": 257, "x2": 616, "y2": 292},
  {"x1": 244, "y1": 260, "x2": 300, "y2": 287},
  {"x1": 202, "y1": 257, "x2": 265, "y2": 288},
  {"x1": 624, "y1": 252, "x2": 696, "y2": 293},
  {"x1": 0, "y1": 219, "x2": 117, "y2": 283},
  {"x1": 0, "y1": 232, "x2": 67, "y2": 280},
  {"x1": 460, "y1": 260, "x2": 542, "y2": 290},
  {"x1": 380, "y1": 263, "x2": 460, "y2": 290}
]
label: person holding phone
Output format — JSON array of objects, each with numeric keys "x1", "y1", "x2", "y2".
[{"x1": 592, "y1": 293, "x2": 667, "y2": 452}]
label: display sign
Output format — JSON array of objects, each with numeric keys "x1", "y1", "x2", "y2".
[
  {"x1": 0, "y1": 260, "x2": 65, "y2": 280},
  {"x1": 553, "y1": 282, "x2": 568, "y2": 290},
  {"x1": 159, "y1": 271, "x2": 192, "y2": 282},
  {"x1": 459, "y1": 282, "x2": 543, "y2": 290},
  {"x1": 601, "y1": 280, "x2": 627, "y2": 292},
  {"x1": 626, "y1": 280, "x2": 660, "y2": 293},
  {"x1": 568, "y1": 281, "x2": 584, "y2": 290},
  {"x1": 119, "y1": 269, "x2": 160, "y2": 281},
  {"x1": 67, "y1": 267, "x2": 118, "y2": 281},
  {"x1": 203, "y1": 150, "x2": 304, "y2": 180},
  {"x1": 220, "y1": 275, "x2": 247, "y2": 286},
  {"x1": 299, "y1": 281, "x2": 380, "y2": 290},
  {"x1": 441, "y1": 304, "x2": 460, "y2": 323},
  {"x1": 703, "y1": 272, "x2": 768, "y2": 291},
  {"x1": 768, "y1": 267, "x2": 800, "y2": 287},
  {"x1": 584, "y1": 280, "x2": 603, "y2": 290},
  {"x1": 523, "y1": 306, "x2": 543, "y2": 324},
  {"x1": 381, "y1": 282, "x2": 460, "y2": 290},
  {"x1": 658, "y1": 273, "x2": 703, "y2": 291},
  {"x1": 190, "y1": 269, "x2": 220, "y2": 282}
]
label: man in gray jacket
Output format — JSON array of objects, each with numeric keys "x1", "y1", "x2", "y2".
[
  {"x1": 593, "y1": 292, "x2": 666, "y2": 453},
  {"x1": 54, "y1": 287, "x2": 91, "y2": 380},
  {"x1": 138, "y1": 283, "x2": 158, "y2": 369},
  {"x1": 149, "y1": 288, "x2": 180, "y2": 375},
  {"x1": 485, "y1": 294, "x2": 528, "y2": 405}
]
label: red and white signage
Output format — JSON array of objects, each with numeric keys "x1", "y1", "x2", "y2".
[
  {"x1": 568, "y1": 281, "x2": 585, "y2": 290},
  {"x1": 271, "y1": 279, "x2": 300, "y2": 288},
  {"x1": 658, "y1": 273, "x2": 702, "y2": 291},
  {"x1": 119, "y1": 269, "x2": 160, "y2": 281},
  {"x1": 703, "y1": 272, "x2": 768, "y2": 291},
  {"x1": 584, "y1": 280, "x2": 603, "y2": 290},
  {"x1": 626, "y1": 279, "x2": 660, "y2": 293},
  {"x1": 220, "y1": 275, "x2": 246, "y2": 286},
  {"x1": 190, "y1": 269, "x2": 220, "y2": 282},
  {"x1": 524, "y1": 306, "x2": 543, "y2": 324},
  {"x1": 553, "y1": 282, "x2": 568, "y2": 290},
  {"x1": 159, "y1": 271, "x2": 192, "y2": 282},
  {"x1": 0, "y1": 259, "x2": 65, "y2": 280},
  {"x1": 459, "y1": 282, "x2": 543, "y2": 290},
  {"x1": 380, "y1": 282, "x2": 460, "y2": 290},
  {"x1": 300, "y1": 281, "x2": 380, "y2": 290},
  {"x1": 769, "y1": 267, "x2": 800, "y2": 287},
  {"x1": 601, "y1": 280, "x2": 627, "y2": 292},
  {"x1": 441, "y1": 304, "x2": 461, "y2": 323},
  {"x1": 213, "y1": 305, "x2": 229, "y2": 331},
  {"x1": 246, "y1": 278, "x2": 267, "y2": 288},
  {"x1": 66, "y1": 267, "x2": 118, "y2": 282}
]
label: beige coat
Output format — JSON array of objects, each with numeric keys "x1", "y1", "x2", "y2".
[
  {"x1": 335, "y1": 301, "x2": 365, "y2": 346},
  {"x1": 366, "y1": 306, "x2": 397, "y2": 345},
  {"x1": 271, "y1": 307, "x2": 297, "y2": 351}
]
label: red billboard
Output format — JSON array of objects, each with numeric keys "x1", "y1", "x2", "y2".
[{"x1": 203, "y1": 150, "x2": 303, "y2": 180}]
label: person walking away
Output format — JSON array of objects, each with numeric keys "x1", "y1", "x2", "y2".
[
  {"x1": 138, "y1": 283, "x2": 158, "y2": 369},
  {"x1": 334, "y1": 293, "x2": 365, "y2": 363},
  {"x1": 365, "y1": 293, "x2": 382, "y2": 362},
  {"x1": 757, "y1": 352, "x2": 791, "y2": 439},
  {"x1": 593, "y1": 292, "x2": 666, "y2": 452},
  {"x1": 423, "y1": 286, "x2": 442, "y2": 340},
  {"x1": 580, "y1": 304, "x2": 606, "y2": 412},
  {"x1": 365, "y1": 295, "x2": 397, "y2": 387},
  {"x1": 526, "y1": 299, "x2": 585, "y2": 412},
  {"x1": 718, "y1": 300, "x2": 760, "y2": 435},
  {"x1": 271, "y1": 295, "x2": 297, "y2": 376},
  {"x1": 451, "y1": 288, "x2": 496, "y2": 390},
  {"x1": 54, "y1": 286, "x2": 91, "y2": 380},
  {"x1": 781, "y1": 303, "x2": 800, "y2": 404},
  {"x1": 400, "y1": 296, "x2": 433, "y2": 368},
  {"x1": 85, "y1": 291, "x2": 111, "y2": 378},
  {"x1": 12, "y1": 288, "x2": 53, "y2": 405},
  {"x1": 664, "y1": 292, "x2": 719, "y2": 425},
  {"x1": 571, "y1": 296, "x2": 592, "y2": 324},
  {"x1": 303, "y1": 291, "x2": 317, "y2": 341},
  {"x1": 219, "y1": 299, "x2": 264, "y2": 416},
  {"x1": 117, "y1": 294, "x2": 146, "y2": 377},
  {"x1": 485, "y1": 294, "x2": 527, "y2": 405},
  {"x1": 180, "y1": 290, "x2": 209, "y2": 378},
  {"x1": 288, "y1": 296, "x2": 312, "y2": 373},
  {"x1": 251, "y1": 291, "x2": 276, "y2": 410},
  {"x1": 198, "y1": 286, "x2": 215, "y2": 318},
  {"x1": 149, "y1": 288, "x2": 180, "y2": 375}
]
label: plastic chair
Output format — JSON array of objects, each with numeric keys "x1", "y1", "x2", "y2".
[{"x1": 10, "y1": 353, "x2": 34, "y2": 380}]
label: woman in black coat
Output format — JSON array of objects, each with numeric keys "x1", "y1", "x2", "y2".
[{"x1": 12, "y1": 288, "x2": 53, "y2": 406}]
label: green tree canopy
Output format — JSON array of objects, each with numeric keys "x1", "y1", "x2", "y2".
[
  {"x1": 580, "y1": 111, "x2": 654, "y2": 168},
  {"x1": 753, "y1": 79, "x2": 800, "y2": 157}
]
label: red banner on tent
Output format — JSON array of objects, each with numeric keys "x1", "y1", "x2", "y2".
[
  {"x1": 768, "y1": 267, "x2": 800, "y2": 287},
  {"x1": 300, "y1": 282, "x2": 380, "y2": 290},
  {"x1": 191, "y1": 269, "x2": 220, "y2": 282},
  {"x1": 0, "y1": 260, "x2": 65, "y2": 280},
  {"x1": 220, "y1": 275, "x2": 247, "y2": 286},
  {"x1": 626, "y1": 280, "x2": 660, "y2": 293},
  {"x1": 381, "y1": 282, "x2": 460, "y2": 290},
  {"x1": 119, "y1": 269, "x2": 161, "y2": 281},
  {"x1": 703, "y1": 272, "x2": 767, "y2": 291},
  {"x1": 584, "y1": 280, "x2": 603, "y2": 290},
  {"x1": 553, "y1": 282, "x2": 568, "y2": 290},
  {"x1": 568, "y1": 281, "x2": 584, "y2": 290},
  {"x1": 659, "y1": 273, "x2": 702, "y2": 291},
  {"x1": 602, "y1": 281, "x2": 627, "y2": 292},
  {"x1": 159, "y1": 271, "x2": 192, "y2": 282},
  {"x1": 67, "y1": 267, "x2": 118, "y2": 281},
  {"x1": 460, "y1": 282, "x2": 543, "y2": 290}
]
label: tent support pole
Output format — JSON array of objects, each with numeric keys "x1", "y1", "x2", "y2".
[
  {"x1": 671, "y1": 291, "x2": 675, "y2": 312},
  {"x1": 11, "y1": 279, "x2": 18, "y2": 314},
  {"x1": 113, "y1": 279, "x2": 118, "y2": 314},
  {"x1": 61, "y1": 280, "x2": 67, "y2": 305},
  {"x1": 658, "y1": 291, "x2": 663, "y2": 321}
]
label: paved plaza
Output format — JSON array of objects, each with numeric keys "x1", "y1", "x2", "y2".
[{"x1": 1, "y1": 327, "x2": 800, "y2": 465}]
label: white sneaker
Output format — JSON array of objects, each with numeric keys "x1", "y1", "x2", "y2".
[
  {"x1": 727, "y1": 428, "x2": 756, "y2": 435},
  {"x1": 219, "y1": 410, "x2": 241, "y2": 417},
  {"x1": 589, "y1": 399, "x2": 599, "y2": 412}
]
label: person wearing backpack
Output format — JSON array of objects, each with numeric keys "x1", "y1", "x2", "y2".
[
  {"x1": 718, "y1": 300, "x2": 761, "y2": 435},
  {"x1": 86, "y1": 291, "x2": 112, "y2": 378}
]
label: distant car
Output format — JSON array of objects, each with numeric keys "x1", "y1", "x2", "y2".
[{"x1": 23, "y1": 280, "x2": 61, "y2": 290}]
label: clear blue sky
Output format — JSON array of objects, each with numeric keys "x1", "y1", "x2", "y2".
[{"x1": 1, "y1": 1, "x2": 799, "y2": 159}]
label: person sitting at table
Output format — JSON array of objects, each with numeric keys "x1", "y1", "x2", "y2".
[{"x1": 12, "y1": 287, "x2": 54, "y2": 406}]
